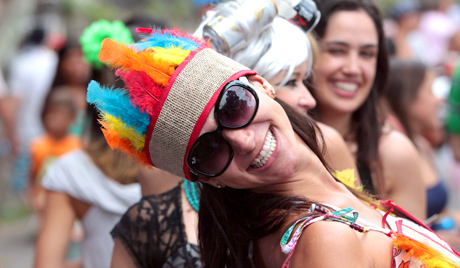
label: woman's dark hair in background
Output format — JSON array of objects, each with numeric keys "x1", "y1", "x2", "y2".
[
  {"x1": 50, "y1": 40, "x2": 93, "y2": 89},
  {"x1": 309, "y1": 0, "x2": 389, "y2": 185},
  {"x1": 19, "y1": 27, "x2": 46, "y2": 49},
  {"x1": 198, "y1": 98, "x2": 378, "y2": 268},
  {"x1": 385, "y1": 59, "x2": 427, "y2": 142}
]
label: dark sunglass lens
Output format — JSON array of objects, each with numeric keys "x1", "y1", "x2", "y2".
[
  {"x1": 217, "y1": 85, "x2": 256, "y2": 127},
  {"x1": 189, "y1": 133, "x2": 231, "y2": 176}
]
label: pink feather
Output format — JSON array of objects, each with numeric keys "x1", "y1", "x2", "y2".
[{"x1": 118, "y1": 70, "x2": 165, "y2": 116}]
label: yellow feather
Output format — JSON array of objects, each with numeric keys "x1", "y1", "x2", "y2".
[
  {"x1": 150, "y1": 47, "x2": 191, "y2": 66},
  {"x1": 102, "y1": 114, "x2": 145, "y2": 150},
  {"x1": 333, "y1": 169, "x2": 363, "y2": 191}
]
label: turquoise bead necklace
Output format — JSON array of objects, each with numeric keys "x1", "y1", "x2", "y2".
[{"x1": 184, "y1": 180, "x2": 200, "y2": 212}]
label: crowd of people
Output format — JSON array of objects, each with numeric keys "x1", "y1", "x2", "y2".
[{"x1": 1, "y1": 0, "x2": 460, "y2": 267}]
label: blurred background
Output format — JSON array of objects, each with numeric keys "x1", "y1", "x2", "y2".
[{"x1": 0, "y1": 0, "x2": 459, "y2": 267}]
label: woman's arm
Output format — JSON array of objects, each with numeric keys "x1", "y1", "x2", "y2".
[
  {"x1": 379, "y1": 131, "x2": 427, "y2": 220},
  {"x1": 111, "y1": 238, "x2": 138, "y2": 268},
  {"x1": 34, "y1": 191, "x2": 76, "y2": 268}
]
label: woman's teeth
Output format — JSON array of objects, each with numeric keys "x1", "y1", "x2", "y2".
[
  {"x1": 251, "y1": 129, "x2": 276, "y2": 169},
  {"x1": 335, "y1": 82, "x2": 358, "y2": 92}
]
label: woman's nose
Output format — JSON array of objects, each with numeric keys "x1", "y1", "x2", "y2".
[
  {"x1": 299, "y1": 83, "x2": 317, "y2": 111},
  {"x1": 343, "y1": 54, "x2": 361, "y2": 76},
  {"x1": 222, "y1": 128, "x2": 256, "y2": 155}
]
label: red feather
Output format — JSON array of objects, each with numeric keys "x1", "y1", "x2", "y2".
[{"x1": 118, "y1": 70, "x2": 165, "y2": 117}]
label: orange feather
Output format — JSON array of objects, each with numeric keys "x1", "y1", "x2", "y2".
[
  {"x1": 99, "y1": 38, "x2": 174, "y2": 86},
  {"x1": 393, "y1": 234, "x2": 460, "y2": 267}
]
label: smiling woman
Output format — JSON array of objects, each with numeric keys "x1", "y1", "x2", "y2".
[
  {"x1": 87, "y1": 26, "x2": 460, "y2": 268},
  {"x1": 310, "y1": 0, "x2": 427, "y2": 220}
]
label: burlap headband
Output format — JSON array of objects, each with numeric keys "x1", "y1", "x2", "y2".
[{"x1": 146, "y1": 47, "x2": 255, "y2": 180}]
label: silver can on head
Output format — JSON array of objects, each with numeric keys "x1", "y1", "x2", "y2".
[
  {"x1": 202, "y1": 0, "x2": 278, "y2": 56},
  {"x1": 202, "y1": 0, "x2": 320, "y2": 56}
]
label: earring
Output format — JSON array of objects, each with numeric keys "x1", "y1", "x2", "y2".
[
  {"x1": 216, "y1": 184, "x2": 224, "y2": 189},
  {"x1": 264, "y1": 87, "x2": 276, "y2": 99}
]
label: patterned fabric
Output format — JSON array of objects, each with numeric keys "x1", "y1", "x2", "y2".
[
  {"x1": 111, "y1": 183, "x2": 202, "y2": 268},
  {"x1": 280, "y1": 202, "x2": 460, "y2": 268}
]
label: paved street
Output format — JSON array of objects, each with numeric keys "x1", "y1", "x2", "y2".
[
  {"x1": 0, "y1": 210, "x2": 36, "y2": 268},
  {"x1": 0, "y1": 152, "x2": 36, "y2": 268}
]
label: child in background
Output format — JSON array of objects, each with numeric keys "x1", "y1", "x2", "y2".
[{"x1": 29, "y1": 86, "x2": 81, "y2": 223}]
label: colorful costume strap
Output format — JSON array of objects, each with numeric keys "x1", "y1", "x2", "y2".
[
  {"x1": 280, "y1": 202, "x2": 460, "y2": 268},
  {"x1": 280, "y1": 204, "x2": 393, "y2": 267}
]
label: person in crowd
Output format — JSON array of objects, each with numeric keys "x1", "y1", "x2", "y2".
[
  {"x1": 34, "y1": 20, "x2": 141, "y2": 268},
  {"x1": 385, "y1": 58, "x2": 460, "y2": 248},
  {"x1": 88, "y1": 26, "x2": 460, "y2": 268},
  {"x1": 34, "y1": 104, "x2": 141, "y2": 268},
  {"x1": 389, "y1": 0, "x2": 421, "y2": 60},
  {"x1": 110, "y1": 168, "x2": 199, "y2": 268},
  {"x1": 29, "y1": 86, "x2": 81, "y2": 226},
  {"x1": 5, "y1": 27, "x2": 58, "y2": 193},
  {"x1": 50, "y1": 42, "x2": 92, "y2": 136},
  {"x1": 308, "y1": 0, "x2": 426, "y2": 219},
  {"x1": 385, "y1": 59, "x2": 446, "y2": 220},
  {"x1": 414, "y1": 0, "x2": 458, "y2": 67},
  {"x1": 0, "y1": 67, "x2": 16, "y2": 154}
]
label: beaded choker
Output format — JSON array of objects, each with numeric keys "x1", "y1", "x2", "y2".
[{"x1": 184, "y1": 180, "x2": 201, "y2": 212}]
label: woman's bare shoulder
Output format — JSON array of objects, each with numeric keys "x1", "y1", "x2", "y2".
[
  {"x1": 378, "y1": 130, "x2": 426, "y2": 219},
  {"x1": 288, "y1": 220, "x2": 368, "y2": 268},
  {"x1": 379, "y1": 130, "x2": 420, "y2": 163}
]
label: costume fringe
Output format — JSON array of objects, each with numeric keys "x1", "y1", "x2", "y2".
[{"x1": 394, "y1": 234, "x2": 460, "y2": 267}]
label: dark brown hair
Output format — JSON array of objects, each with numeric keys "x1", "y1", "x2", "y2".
[
  {"x1": 198, "y1": 98, "x2": 375, "y2": 268},
  {"x1": 309, "y1": 0, "x2": 388, "y2": 181},
  {"x1": 386, "y1": 59, "x2": 427, "y2": 142}
]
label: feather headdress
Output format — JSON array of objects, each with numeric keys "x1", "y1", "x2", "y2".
[{"x1": 87, "y1": 27, "x2": 256, "y2": 180}]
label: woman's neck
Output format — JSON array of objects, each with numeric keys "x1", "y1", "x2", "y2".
[
  {"x1": 318, "y1": 108, "x2": 353, "y2": 139},
  {"x1": 282, "y1": 152, "x2": 352, "y2": 203}
]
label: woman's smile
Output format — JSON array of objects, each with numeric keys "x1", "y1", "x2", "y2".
[
  {"x1": 330, "y1": 80, "x2": 361, "y2": 98},
  {"x1": 250, "y1": 128, "x2": 277, "y2": 169}
]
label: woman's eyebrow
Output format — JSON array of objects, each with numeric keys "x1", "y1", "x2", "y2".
[
  {"x1": 323, "y1": 41, "x2": 378, "y2": 49},
  {"x1": 322, "y1": 41, "x2": 349, "y2": 47},
  {"x1": 292, "y1": 72, "x2": 301, "y2": 78}
]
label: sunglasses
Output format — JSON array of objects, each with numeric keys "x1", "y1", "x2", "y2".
[{"x1": 187, "y1": 76, "x2": 259, "y2": 178}]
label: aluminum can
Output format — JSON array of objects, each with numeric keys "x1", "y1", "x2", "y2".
[{"x1": 202, "y1": 0, "x2": 278, "y2": 56}]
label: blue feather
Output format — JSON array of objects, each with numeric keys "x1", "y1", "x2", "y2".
[
  {"x1": 87, "y1": 80, "x2": 150, "y2": 134},
  {"x1": 134, "y1": 32, "x2": 200, "y2": 51}
]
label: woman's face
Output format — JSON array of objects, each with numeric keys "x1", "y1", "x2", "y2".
[
  {"x1": 269, "y1": 61, "x2": 316, "y2": 115},
  {"x1": 197, "y1": 76, "x2": 309, "y2": 189},
  {"x1": 313, "y1": 10, "x2": 379, "y2": 115},
  {"x1": 409, "y1": 70, "x2": 442, "y2": 133},
  {"x1": 61, "y1": 48, "x2": 92, "y2": 86}
]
